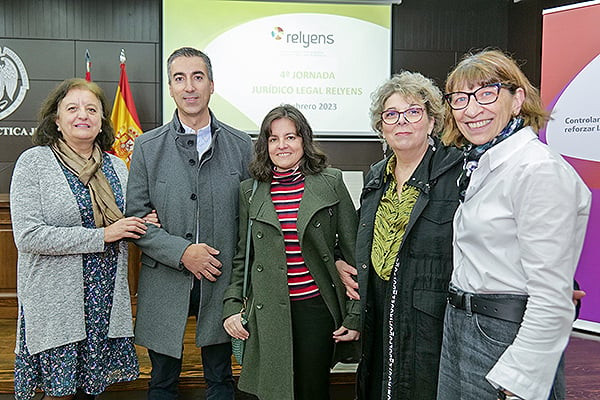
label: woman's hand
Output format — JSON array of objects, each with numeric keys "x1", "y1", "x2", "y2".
[
  {"x1": 332, "y1": 325, "x2": 360, "y2": 343},
  {"x1": 103, "y1": 216, "x2": 148, "y2": 243},
  {"x1": 224, "y1": 313, "x2": 249, "y2": 340},
  {"x1": 143, "y1": 209, "x2": 161, "y2": 228}
]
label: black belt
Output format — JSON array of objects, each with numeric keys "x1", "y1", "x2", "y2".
[{"x1": 447, "y1": 289, "x2": 527, "y2": 323}]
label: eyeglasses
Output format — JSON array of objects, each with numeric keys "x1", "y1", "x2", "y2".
[
  {"x1": 443, "y1": 83, "x2": 511, "y2": 110},
  {"x1": 381, "y1": 107, "x2": 424, "y2": 125}
]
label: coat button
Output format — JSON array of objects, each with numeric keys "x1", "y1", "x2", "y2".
[
  {"x1": 189, "y1": 159, "x2": 196, "y2": 166},
  {"x1": 256, "y1": 232, "x2": 263, "y2": 239},
  {"x1": 361, "y1": 264, "x2": 367, "y2": 270},
  {"x1": 313, "y1": 221, "x2": 321, "y2": 228},
  {"x1": 190, "y1": 193, "x2": 197, "y2": 200},
  {"x1": 187, "y1": 140, "x2": 194, "y2": 146},
  {"x1": 256, "y1": 265, "x2": 263, "y2": 272},
  {"x1": 322, "y1": 255, "x2": 330, "y2": 262},
  {"x1": 256, "y1": 304, "x2": 263, "y2": 310},
  {"x1": 185, "y1": 233, "x2": 193, "y2": 239}
]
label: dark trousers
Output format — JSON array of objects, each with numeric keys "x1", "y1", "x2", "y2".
[
  {"x1": 148, "y1": 343, "x2": 234, "y2": 400},
  {"x1": 147, "y1": 277, "x2": 235, "y2": 400},
  {"x1": 290, "y1": 295, "x2": 335, "y2": 400}
]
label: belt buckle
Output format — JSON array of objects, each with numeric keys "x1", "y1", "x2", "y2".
[
  {"x1": 447, "y1": 293, "x2": 455, "y2": 308},
  {"x1": 448, "y1": 290, "x2": 463, "y2": 309}
]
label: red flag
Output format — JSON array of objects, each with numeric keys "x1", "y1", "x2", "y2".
[
  {"x1": 85, "y1": 49, "x2": 92, "y2": 81},
  {"x1": 110, "y1": 49, "x2": 142, "y2": 167}
]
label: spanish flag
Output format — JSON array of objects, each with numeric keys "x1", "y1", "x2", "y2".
[{"x1": 111, "y1": 49, "x2": 142, "y2": 167}]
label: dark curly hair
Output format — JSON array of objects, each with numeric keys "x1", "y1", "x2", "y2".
[
  {"x1": 33, "y1": 78, "x2": 115, "y2": 151},
  {"x1": 250, "y1": 104, "x2": 328, "y2": 182}
]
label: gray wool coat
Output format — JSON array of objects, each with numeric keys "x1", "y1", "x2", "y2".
[
  {"x1": 126, "y1": 111, "x2": 252, "y2": 358},
  {"x1": 10, "y1": 146, "x2": 133, "y2": 355}
]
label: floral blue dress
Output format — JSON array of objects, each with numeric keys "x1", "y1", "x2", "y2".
[{"x1": 14, "y1": 154, "x2": 139, "y2": 399}]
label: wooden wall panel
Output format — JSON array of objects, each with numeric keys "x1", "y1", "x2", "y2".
[
  {"x1": 0, "y1": 195, "x2": 17, "y2": 292},
  {"x1": 0, "y1": 194, "x2": 17, "y2": 319},
  {"x1": 0, "y1": 0, "x2": 160, "y2": 42},
  {"x1": 393, "y1": 0, "x2": 508, "y2": 52},
  {"x1": 391, "y1": 0, "x2": 509, "y2": 92},
  {"x1": 0, "y1": 232, "x2": 17, "y2": 293}
]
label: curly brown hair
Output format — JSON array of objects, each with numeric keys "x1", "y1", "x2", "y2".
[{"x1": 33, "y1": 78, "x2": 115, "y2": 151}]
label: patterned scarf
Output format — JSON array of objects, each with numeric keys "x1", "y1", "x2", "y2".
[
  {"x1": 457, "y1": 117, "x2": 524, "y2": 201},
  {"x1": 51, "y1": 139, "x2": 124, "y2": 227}
]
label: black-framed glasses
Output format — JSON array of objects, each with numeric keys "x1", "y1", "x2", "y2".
[
  {"x1": 381, "y1": 107, "x2": 424, "y2": 125},
  {"x1": 443, "y1": 83, "x2": 511, "y2": 110}
]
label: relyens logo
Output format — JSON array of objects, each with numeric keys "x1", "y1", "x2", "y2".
[
  {"x1": 271, "y1": 27, "x2": 285, "y2": 40},
  {"x1": 0, "y1": 47, "x2": 29, "y2": 121},
  {"x1": 271, "y1": 26, "x2": 335, "y2": 48}
]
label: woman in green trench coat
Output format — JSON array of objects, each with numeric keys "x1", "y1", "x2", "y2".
[{"x1": 223, "y1": 104, "x2": 360, "y2": 400}]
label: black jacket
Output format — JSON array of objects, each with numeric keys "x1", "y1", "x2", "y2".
[{"x1": 356, "y1": 137, "x2": 462, "y2": 400}]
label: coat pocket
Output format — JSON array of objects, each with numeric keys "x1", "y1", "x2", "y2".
[
  {"x1": 408, "y1": 200, "x2": 457, "y2": 256},
  {"x1": 141, "y1": 253, "x2": 158, "y2": 269},
  {"x1": 412, "y1": 289, "x2": 447, "y2": 320}
]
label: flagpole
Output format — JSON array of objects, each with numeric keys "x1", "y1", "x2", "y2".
[{"x1": 85, "y1": 49, "x2": 91, "y2": 81}]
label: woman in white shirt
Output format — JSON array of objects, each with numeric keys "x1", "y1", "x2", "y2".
[{"x1": 436, "y1": 49, "x2": 591, "y2": 400}]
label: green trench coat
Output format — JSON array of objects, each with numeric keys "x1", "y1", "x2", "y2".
[{"x1": 223, "y1": 168, "x2": 360, "y2": 400}]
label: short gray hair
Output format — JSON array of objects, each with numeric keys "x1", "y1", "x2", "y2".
[{"x1": 369, "y1": 71, "x2": 444, "y2": 137}]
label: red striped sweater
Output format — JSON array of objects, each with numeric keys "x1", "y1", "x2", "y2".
[{"x1": 271, "y1": 168, "x2": 320, "y2": 301}]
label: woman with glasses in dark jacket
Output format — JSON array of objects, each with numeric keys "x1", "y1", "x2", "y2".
[{"x1": 338, "y1": 71, "x2": 462, "y2": 399}]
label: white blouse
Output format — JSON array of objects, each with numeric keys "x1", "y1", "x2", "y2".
[{"x1": 451, "y1": 127, "x2": 591, "y2": 400}]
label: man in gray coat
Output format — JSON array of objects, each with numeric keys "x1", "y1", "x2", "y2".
[{"x1": 126, "y1": 47, "x2": 252, "y2": 400}]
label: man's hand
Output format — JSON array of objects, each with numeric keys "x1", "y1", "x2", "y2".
[
  {"x1": 143, "y1": 209, "x2": 161, "y2": 228},
  {"x1": 573, "y1": 289, "x2": 586, "y2": 305},
  {"x1": 335, "y1": 259, "x2": 360, "y2": 300},
  {"x1": 181, "y1": 243, "x2": 222, "y2": 282}
]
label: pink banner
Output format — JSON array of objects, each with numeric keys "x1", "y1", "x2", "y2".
[{"x1": 541, "y1": 1, "x2": 600, "y2": 328}]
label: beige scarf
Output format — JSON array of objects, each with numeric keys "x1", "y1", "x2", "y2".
[{"x1": 51, "y1": 139, "x2": 124, "y2": 227}]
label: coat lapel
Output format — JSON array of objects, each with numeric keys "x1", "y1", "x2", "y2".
[
  {"x1": 248, "y1": 172, "x2": 340, "y2": 239},
  {"x1": 250, "y1": 180, "x2": 281, "y2": 231},
  {"x1": 296, "y1": 173, "x2": 339, "y2": 242}
]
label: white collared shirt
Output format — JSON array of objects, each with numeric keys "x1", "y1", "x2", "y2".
[
  {"x1": 452, "y1": 126, "x2": 591, "y2": 400},
  {"x1": 181, "y1": 120, "x2": 212, "y2": 158}
]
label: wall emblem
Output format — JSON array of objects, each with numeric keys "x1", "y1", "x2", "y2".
[{"x1": 0, "y1": 47, "x2": 29, "y2": 120}]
